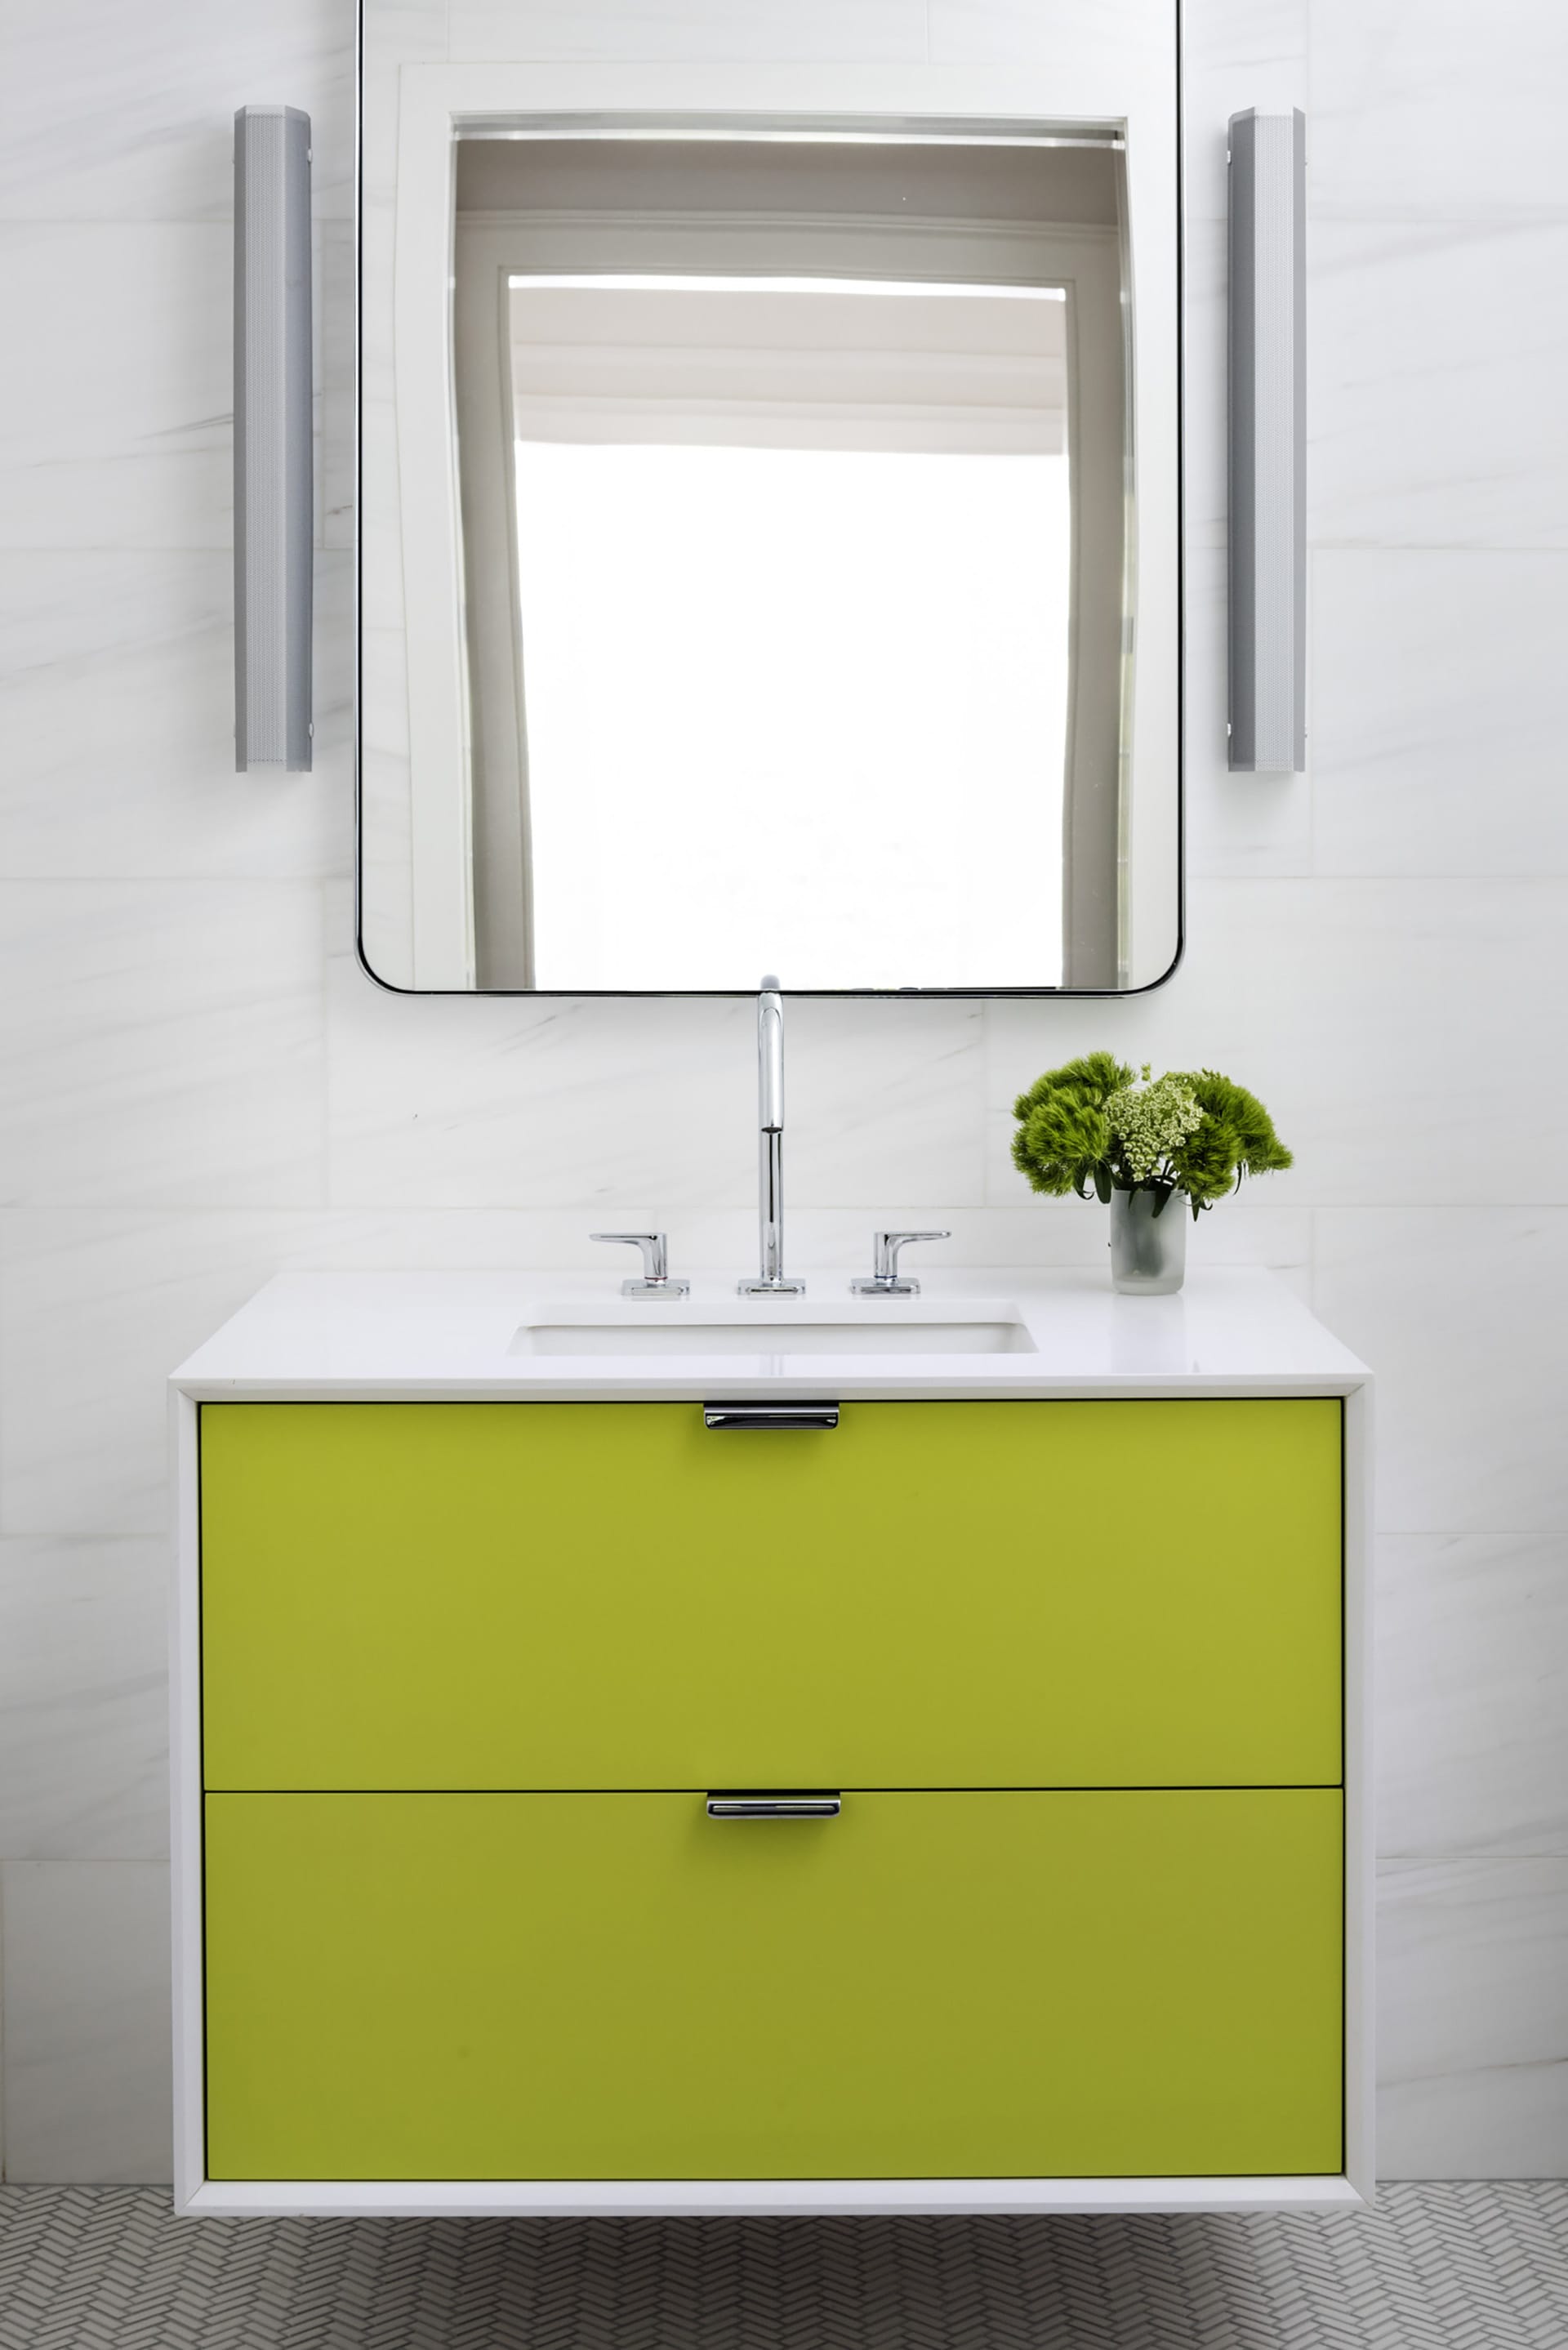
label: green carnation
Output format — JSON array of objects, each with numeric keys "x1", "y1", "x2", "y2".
[
  {"x1": 1167, "y1": 1070, "x2": 1293, "y2": 1204},
  {"x1": 1011, "y1": 1050, "x2": 1133, "y2": 1197},
  {"x1": 1012, "y1": 1050, "x2": 1134, "y2": 1125},
  {"x1": 1013, "y1": 1095, "x2": 1111, "y2": 1195}
]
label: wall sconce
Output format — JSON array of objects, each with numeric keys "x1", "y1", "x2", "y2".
[
  {"x1": 234, "y1": 105, "x2": 313, "y2": 771},
  {"x1": 1228, "y1": 108, "x2": 1306, "y2": 774}
]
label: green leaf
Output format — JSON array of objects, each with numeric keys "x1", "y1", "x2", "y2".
[
  {"x1": 1093, "y1": 1161, "x2": 1112, "y2": 1204},
  {"x1": 1151, "y1": 1184, "x2": 1172, "y2": 1219}
]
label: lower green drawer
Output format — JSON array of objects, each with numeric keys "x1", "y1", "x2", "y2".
[{"x1": 204, "y1": 1788, "x2": 1343, "y2": 2182}]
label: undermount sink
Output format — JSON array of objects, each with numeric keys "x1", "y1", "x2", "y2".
[{"x1": 510, "y1": 1304, "x2": 1038, "y2": 1357}]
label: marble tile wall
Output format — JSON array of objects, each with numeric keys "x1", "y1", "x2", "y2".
[{"x1": 0, "y1": 0, "x2": 1561, "y2": 2179}]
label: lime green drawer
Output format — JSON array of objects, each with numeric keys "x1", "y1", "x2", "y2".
[
  {"x1": 203, "y1": 1786, "x2": 1343, "y2": 2182},
  {"x1": 200, "y1": 1398, "x2": 1342, "y2": 1791}
]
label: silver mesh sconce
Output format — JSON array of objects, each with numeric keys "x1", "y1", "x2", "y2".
[
  {"x1": 234, "y1": 105, "x2": 313, "y2": 770},
  {"x1": 1227, "y1": 108, "x2": 1305, "y2": 774}
]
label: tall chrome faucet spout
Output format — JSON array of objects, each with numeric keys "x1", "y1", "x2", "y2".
[{"x1": 739, "y1": 975, "x2": 806, "y2": 1296}]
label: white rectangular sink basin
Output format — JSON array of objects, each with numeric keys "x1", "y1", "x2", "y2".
[{"x1": 511, "y1": 1304, "x2": 1037, "y2": 1357}]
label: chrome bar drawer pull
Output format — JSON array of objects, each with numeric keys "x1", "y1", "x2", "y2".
[
  {"x1": 706, "y1": 1792, "x2": 842, "y2": 1820},
  {"x1": 703, "y1": 1402, "x2": 840, "y2": 1431}
]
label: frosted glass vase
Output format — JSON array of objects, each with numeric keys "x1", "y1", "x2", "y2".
[{"x1": 1109, "y1": 1187, "x2": 1187, "y2": 1295}]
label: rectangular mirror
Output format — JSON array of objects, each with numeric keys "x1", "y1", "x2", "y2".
[{"x1": 359, "y1": 15, "x2": 1181, "y2": 993}]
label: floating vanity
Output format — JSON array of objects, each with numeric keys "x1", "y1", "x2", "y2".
[{"x1": 169, "y1": 1267, "x2": 1371, "y2": 2217}]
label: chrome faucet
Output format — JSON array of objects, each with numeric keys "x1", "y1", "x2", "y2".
[{"x1": 738, "y1": 975, "x2": 805, "y2": 1296}]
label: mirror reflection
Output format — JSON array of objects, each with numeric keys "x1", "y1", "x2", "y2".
[
  {"x1": 454, "y1": 136, "x2": 1131, "y2": 990},
  {"x1": 359, "y1": 74, "x2": 1182, "y2": 994},
  {"x1": 502, "y1": 273, "x2": 1071, "y2": 989}
]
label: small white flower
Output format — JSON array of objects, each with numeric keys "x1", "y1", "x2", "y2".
[{"x1": 1104, "y1": 1073, "x2": 1205, "y2": 1184}]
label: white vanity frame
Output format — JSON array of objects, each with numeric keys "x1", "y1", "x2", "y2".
[{"x1": 169, "y1": 1267, "x2": 1373, "y2": 2218}]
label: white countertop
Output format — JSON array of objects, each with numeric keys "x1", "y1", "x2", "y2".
[{"x1": 170, "y1": 1268, "x2": 1369, "y2": 1401}]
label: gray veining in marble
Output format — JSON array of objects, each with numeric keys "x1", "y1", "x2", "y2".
[
  {"x1": 1311, "y1": 551, "x2": 1568, "y2": 876},
  {"x1": 1378, "y1": 1860, "x2": 1568, "y2": 2179},
  {"x1": 0, "y1": 1540, "x2": 168, "y2": 1862},
  {"x1": 1315, "y1": 1210, "x2": 1568, "y2": 1536},
  {"x1": 1379, "y1": 1533, "x2": 1568, "y2": 1858},
  {"x1": 1310, "y1": 217, "x2": 1568, "y2": 551},
  {"x1": 0, "y1": 553, "x2": 352, "y2": 885},
  {"x1": 1308, "y1": 0, "x2": 1568, "y2": 220},
  {"x1": 0, "y1": 881, "x2": 327, "y2": 1210}
]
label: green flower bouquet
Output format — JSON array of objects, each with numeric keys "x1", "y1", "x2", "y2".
[{"x1": 1011, "y1": 1052, "x2": 1293, "y2": 1293}]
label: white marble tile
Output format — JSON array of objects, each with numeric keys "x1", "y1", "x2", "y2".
[
  {"x1": 332, "y1": 938, "x2": 988, "y2": 1212},
  {"x1": 1378, "y1": 1859, "x2": 1568, "y2": 2179},
  {"x1": 929, "y1": 0, "x2": 1171, "y2": 69},
  {"x1": 985, "y1": 880, "x2": 1568, "y2": 1208},
  {"x1": 1315, "y1": 1210, "x2": 1568, "y2": 1535},
  {"x1": 1185, "y1": 764, "x2": 1317, "y2": 887},
  {"x1": 1379, "y1": 1532, "x2": 1568, "y2": 1859},
  {"x1": 1310, "y1": 217, "x2": 1568, "y2": 550},
  {"x1": 0, "y1": 551, "x2": 351, "y2": 882},
  {"x1": 446, "y1": 1, "x2": 927, "y2": 62},
  {"x1": 1183, "y1": 0, "x2": 1307, "y2": 226},
  {"x1": 1311, "y1": 551, "x2": 1568, "y2": 876},
  {"x1": 0, "y1": 1540, "x2": 167, "y2": 1862},
  {"x1": 0, "y1": 881, "x2": 326, "y2": 1209},
  {"x1": 1, "y1": 1861, "x2": 172, "y2": 2183},
  {"x1": 0, "y1": 1211, "x2": 311, "y2": 1535},
  {"x1": 301, "y1": 1206, "x2": 1113, "y2": 1280},
  {"x1": 780, "y1": 998, "x2": 987, "y2": 1209},
  {"x1": 0, "y1": 0, "x2": 356, "y2": 223},
  {"x1": 0, "y1": 226, "x2": 231, "y2": 551},
  {"x1": 327, "y1": 951, "x2": 758, "y2": 1211},
  {"x1": 1309, "y1": 0, "x2": 1568, "y2": 220},
  {"x1": 289, "y1": 1206, "x2": 1070, "y2": 1276}
]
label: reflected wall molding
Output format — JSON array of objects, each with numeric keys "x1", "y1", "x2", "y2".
[
  {"x1": 234, "y1": 105, "x2": 314, "y2": 772},
  {"x1": 1228, "y1": 107, "x2": 1306, "y2": 776}
]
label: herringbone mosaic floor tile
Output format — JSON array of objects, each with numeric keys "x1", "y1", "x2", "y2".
[{"x1": 0, "y1": 2183, "x2": 1564, "y2": 2348}]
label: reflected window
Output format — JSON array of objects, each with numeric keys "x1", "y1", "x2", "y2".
[{"x1": 452, "y1": 135, "x2": 1131, "y2": 989}]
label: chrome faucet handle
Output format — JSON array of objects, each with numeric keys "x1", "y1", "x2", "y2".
[
  {"x1": 850, "y1": 1230, "x2": 951, "y2": 1297},
  {"x1": 590, "y1": 1233, "x2": 690, "y2": 1299}
]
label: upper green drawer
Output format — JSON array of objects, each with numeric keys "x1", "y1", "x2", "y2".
[{"x1": 199, "y1": 1398, "x2": 1343, "y2": 1790}]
